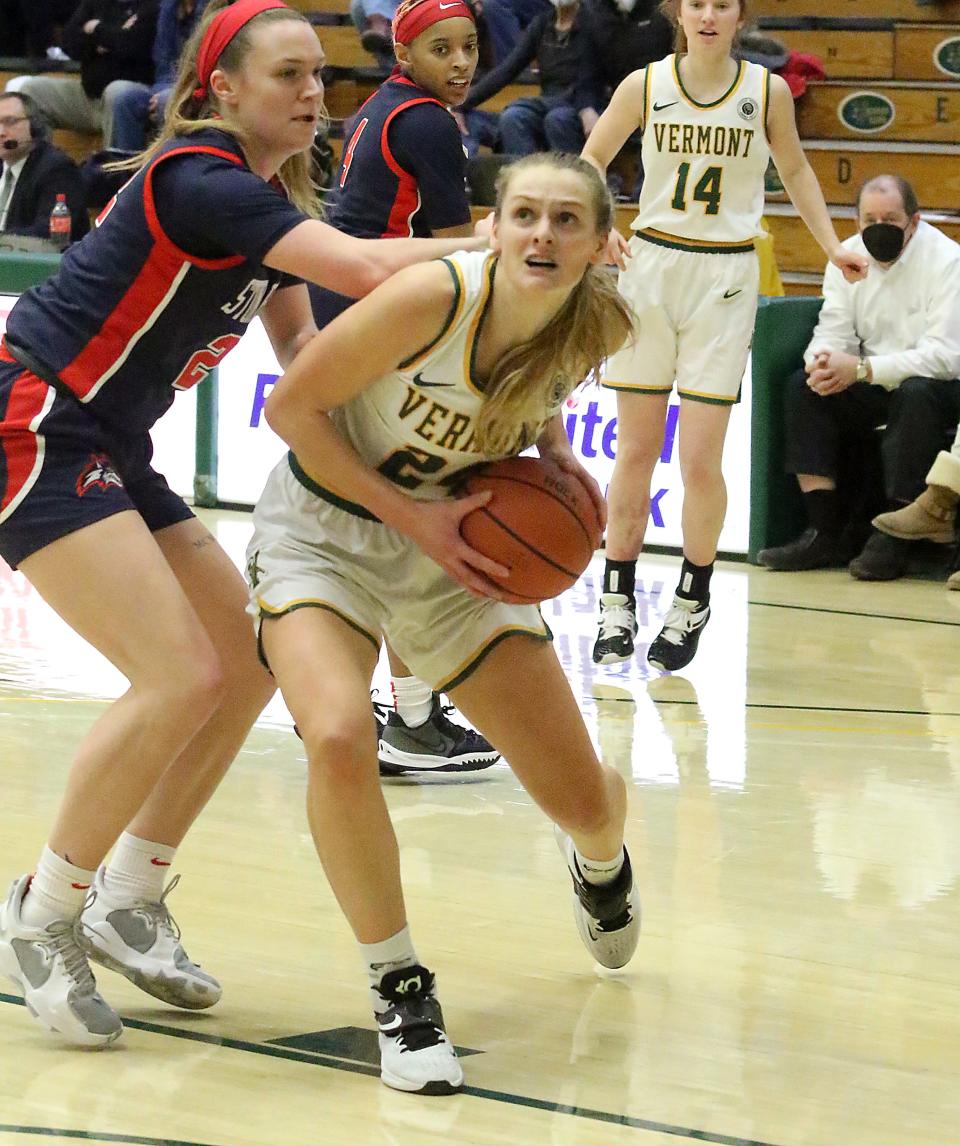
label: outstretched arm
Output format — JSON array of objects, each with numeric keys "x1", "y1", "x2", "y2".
[
  {"x1": 264, "y1": 220, "x2": 487, "y2": 300},
  {"x1": 767, "y1": 74, "x2": 867, "y2": 284}
]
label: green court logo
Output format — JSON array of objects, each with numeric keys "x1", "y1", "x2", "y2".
[
  {"x1": 838, "y1": 92, "x2": 895, "y2": 134},
  {"x1": 934, "y1": 37, "x2": 960, "y2": 78}
]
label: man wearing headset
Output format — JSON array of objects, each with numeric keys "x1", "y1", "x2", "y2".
[{"x1": 0, "y1": 91, "x2": 88, "y2": 244}]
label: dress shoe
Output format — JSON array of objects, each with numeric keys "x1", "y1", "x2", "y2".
[{"x1": 757, "y1": 528, "x2": 841, "y2": 572}]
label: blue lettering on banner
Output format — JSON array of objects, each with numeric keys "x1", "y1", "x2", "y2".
[
  {"x1": 250, "y1": 372, "x2": 279, "y2": 428},
  {"x1": 564, "y1": 400, "x2": 679, "y2": 463}
]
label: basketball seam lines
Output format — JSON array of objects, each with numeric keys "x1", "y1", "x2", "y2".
[
  {"x1": 466, "y1": 475, "x2": 599, "y2": 550},
  {"x1": 477, "y1": 508, "x2": 581, "y2": 580}
]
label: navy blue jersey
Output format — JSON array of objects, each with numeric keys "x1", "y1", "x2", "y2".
[
  {"x1": 326, "y1": 74, "x2": 470, "y2": 240},
  {"x1": 4, "y1": 129, "x2": 306, "y2": 434}
]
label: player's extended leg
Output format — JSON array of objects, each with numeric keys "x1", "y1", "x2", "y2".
[
  {"x1": 593, "y1": 390, "x2": 670, "y2": 665},
  {"x1": 0, "y1": 511, "x2": 230, "y2": 1046},
  {"x1": 261, "y1": 608, "x2": 464, "y2": 1095},
  {"x1": 647, "y1": 400, "x2": 732, "y2": 673},
  {"x1": 377, "y1": 641, "x2": 500, "y2": 779},
  {"x1": 450, "y1": 635, "x2": 640, "y2": 970},
  {"x1": 80, "y1": 516, "x2": 277, "y2": 1011}
]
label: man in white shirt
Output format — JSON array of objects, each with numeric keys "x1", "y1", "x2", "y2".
[{"x1": 758, "y1": 174, "x2": 960, "y2": 580}]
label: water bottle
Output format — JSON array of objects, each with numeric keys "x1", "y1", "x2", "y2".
[{"x1": 49, "y1": 193, "x2": 71, "y2": 251}]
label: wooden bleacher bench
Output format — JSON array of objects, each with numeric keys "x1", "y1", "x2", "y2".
[
  {"x1": 895, "y1": 23, "x2": 960, "y2": 80},
  {"x1": 772, "y1": 24, "x2": 896, "y2": 79},
  {"x1": 763, "y1": 201, "x2": 960, "y2": 274},
  {"x1": 767, "y1": 138, "x2": 960, "y2": 212},
  {"x1": 288, "y1": 0, "x2": 352, "y2": 14},
  {"x1": 318, "y1": 24, "x2": 376, "y2": 70},
  {"x1": 751, "y1": 0, "x2": 960, "y2": 22},
  {"x1": 797, "y1": 79, "x2": 960, "y2": 144}
]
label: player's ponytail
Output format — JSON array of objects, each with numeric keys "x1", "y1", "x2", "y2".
[
  {"x1": 473, "y1": 153, "x2": 633, "y2": 457},
  {"x1": 112, "y1": 1, "x2": 322, "y2": 217}
]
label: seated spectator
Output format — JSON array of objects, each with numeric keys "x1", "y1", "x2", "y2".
[
  {"x1": 0, "y1": 0, "x2": 77, "y2": 59},
  {"x1": 349, "y1": 0, "x2": 397, "y2": 60},
  {"x1": 109, "y1": 0, "x2": 212, "y2": 153},
  {"x1": 757, "y1": 175, "x2": 960, "y2": 581},
  {"x1": 872, "y1": 429, "x2": 960, "y2": 589},
  {"x1": 459, "y1": 0, "x2": 591, "y2": 157},
  {"x1": 0, "y1": 90, "x2": 88, "y2": 243},
  {"x1": 575, "y1": 0, "x2": 672, "y2": 140},
  {"x1": 5, "y1": 0, "x2": 158, "y2": 150}
]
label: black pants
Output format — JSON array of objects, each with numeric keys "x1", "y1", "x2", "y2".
[{"x1": 784, "y1": 370, "x2": 960, "y2": 504}]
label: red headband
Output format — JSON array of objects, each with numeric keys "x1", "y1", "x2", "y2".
[
  {"x1": 392, "y1": 0, "x2": 474, "y2": 47},
  {"x1": 194, "y1": 0, "x2": 291, "y2": 102}
]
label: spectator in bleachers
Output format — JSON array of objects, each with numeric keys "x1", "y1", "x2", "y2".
[
  {"x1": 459, "y1": 0, "x2": 591, "y2": 157},
  {"x1": 0, "y1": 0, "x2": 76, "y2": 59},
  {"x1": 0, "y1": 90, "x2": 88, "y2": 241},
  {"x1": 575, "y1": 0, "x2": 672, "y2": 139},
  {"x1": 758, "y1": 175, "x2": 960, "y2": 581},
  {"x1": 109, "y1": 0, "x2": 212, "y2": 152},
  {"x1": 5, "y1": 0, "x2": 159, "y2": 150}
]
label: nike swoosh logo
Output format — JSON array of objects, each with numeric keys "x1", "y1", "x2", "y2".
[
  {"x1": 652, "y1": 101, "x2": 677, "y2": 112},
  {"x1": 723, "y1": 288, "x2": 742, "y2": 299},
  {"x1": 413, "y1": 372, "x2": 454, "y2": 388},
  {"x1": 378, "y1": 1014, "x2": 403, "y2": 1032}
]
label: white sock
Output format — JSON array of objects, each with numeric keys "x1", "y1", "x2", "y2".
[
  {"x1": 360, "y1": 925, "x2": 419, "y2": 1014},
  {"x1": 103, "y1": 832, "x2": 176, "y2": 903},
  {"x1": 574, "y1": 846, "x2": 625, "y2": 887},
  {"x1": 20, "y1": 845, "x2": 95, "y2": 928},
  {"x1": 390, "y1": 675, "x2": 434, "y2": 729}
]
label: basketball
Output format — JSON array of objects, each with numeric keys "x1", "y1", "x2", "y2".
[{"x1": 460, "y1": 457, "x2": 603, "y2": 602}]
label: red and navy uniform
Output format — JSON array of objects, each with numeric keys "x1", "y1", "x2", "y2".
[
  {"x1": 0, "y1": 128, "x2": 306, "y2": 568},
  {"x1": 310, "y1": 73, "x2": 470, "y2": 327}
]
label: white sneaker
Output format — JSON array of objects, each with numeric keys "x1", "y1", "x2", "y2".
[
  {"x1": 592, "y1": 593, "x2": 638, "y2": 665},
  {"x1": 555, "y1": 828, "x2": 641, "y2": 969},
  {"x1": 0, "y1": 874, "x2": 122, "y2": 1047},
  {"x1": 376, "y1": 964, "x2": 464, "y2": 1094},
  {"x1": 80, "y1": 870, "x2": 221, "y2": 1010}
]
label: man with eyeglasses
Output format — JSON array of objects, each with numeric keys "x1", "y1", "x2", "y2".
[{"x1": 0, "y1": 91, "x2": 88, "y2": 244}]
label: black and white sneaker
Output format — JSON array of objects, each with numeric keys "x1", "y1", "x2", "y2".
[
  {"x1": 376, "y1": 964, "x2": 464, "y2": 1094},
  {"x1": 592, "y1": 593, "x2": 638, "y2": 665},
  {"x1": 647, "y1": 595, "x2": 710, "y2": 673},
  {"x1": 378, "y1": 695, "x2": 500, "y2": 779},
  {"x1": 555, "y1": 829, "x2": 640, "y2": 969}
]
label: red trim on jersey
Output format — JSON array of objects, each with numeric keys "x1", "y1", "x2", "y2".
[
  {"x1": 0, "y1": 369, "x2": 51, "y2": 517},
  {"x1": 380, "y1": 96, "x2": 444, "y2": 237},
  {"x1": 59, "y1": 144, "x2": 248, "y2": 400}
]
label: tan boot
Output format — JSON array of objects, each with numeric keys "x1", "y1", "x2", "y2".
[{"x1": 872, "y1": 485, "x2": 958, "y2": 544}]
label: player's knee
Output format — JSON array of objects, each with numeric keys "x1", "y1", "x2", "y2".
[{"x1": 300, "y1": 714, "x2": 374, "y2": 781}]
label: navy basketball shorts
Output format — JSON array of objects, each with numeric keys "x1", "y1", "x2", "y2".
[{"x1": 0, "y1": 357, "x2": 194, "y2": 570}]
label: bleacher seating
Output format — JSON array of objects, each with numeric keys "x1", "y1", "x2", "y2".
[{"x1": 2, "y1": 4, "x2": 957, "y2": 298}]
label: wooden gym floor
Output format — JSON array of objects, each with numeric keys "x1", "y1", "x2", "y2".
[{"x1": 1, "y1": 509, "x2": 958, "y2": 1146}]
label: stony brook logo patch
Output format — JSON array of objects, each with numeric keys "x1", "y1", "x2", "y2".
[
  {"x1": 76, "y1": 453, "x2": 123, "y2": 497},
  {"x1": 934, "y1": 36, "x2": 960, "y2": 78}
]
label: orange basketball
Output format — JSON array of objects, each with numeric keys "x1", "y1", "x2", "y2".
[{"x1": 460, "y1": 457, "x2": 603, "y2": 603}]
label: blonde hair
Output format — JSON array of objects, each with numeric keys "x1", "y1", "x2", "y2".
[
  {"x1": 659, "y1": 0, "x2": 745, "y2": 55},
  {"x1": 474, "y1": 153, "x2": 634, "y2": 457},
  {"x1": 113, "y1": 1, "x2": 322, "y2": 216}
]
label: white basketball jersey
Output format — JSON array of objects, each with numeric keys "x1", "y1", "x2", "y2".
[
  {"x1": 305, "y1": 250, "x2": 556, "y2": 507},
  {"x1": 631, "y1": 55, "x2": 770, "y2": 252}
]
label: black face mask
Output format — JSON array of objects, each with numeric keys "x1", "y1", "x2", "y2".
[{"x1": 861, "y1": 221, "x2": 908, "y2": 263}]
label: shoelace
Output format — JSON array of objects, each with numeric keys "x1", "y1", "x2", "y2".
[
  {"x1": 598, "y1": 602, "x2": 635, "y2": 640},
  {"x1": 659, "y1": 602, "x2": 705, "y2": 647},
  {"x1": 44, "y1": 918, "x2": 100, "y2": 997}
]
